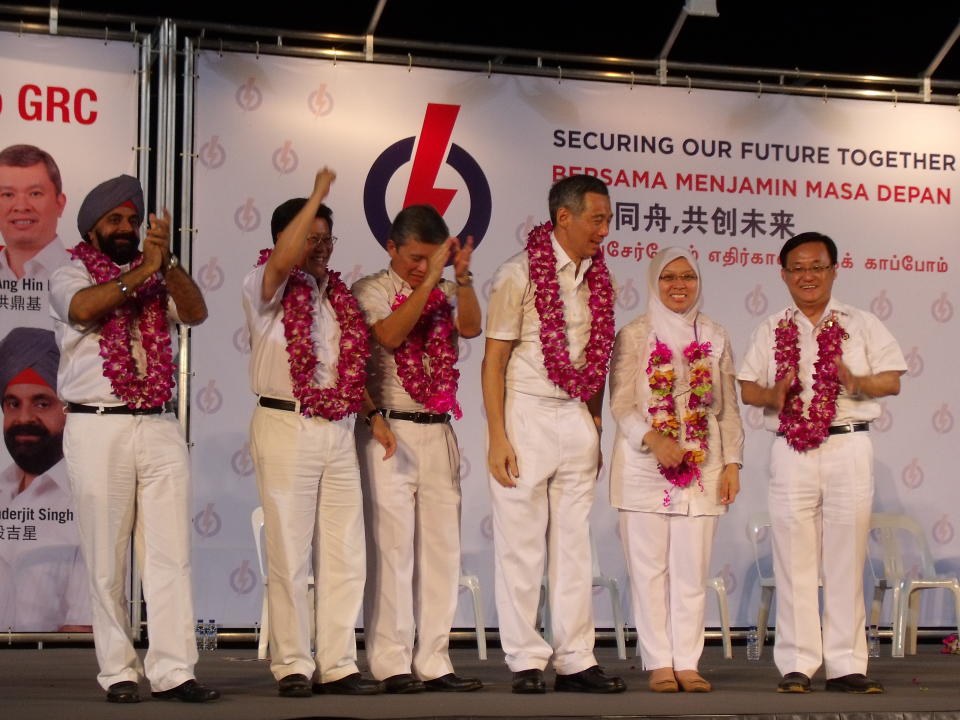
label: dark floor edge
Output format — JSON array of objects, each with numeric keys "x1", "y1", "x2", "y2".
[{"x1": 283, "y1": 713, "x2": 960, "y2": 720}]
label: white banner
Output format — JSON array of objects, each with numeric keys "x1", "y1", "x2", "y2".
[
  {"x1": 190, "y1": 51, "x2": 959, "y2": 629},
  {"x1": 0, "y1": 32, "x2": 139, "y2": 632}
]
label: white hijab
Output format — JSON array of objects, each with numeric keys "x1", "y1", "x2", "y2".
[{"x1": 646, "y1": 246, "x2": 704, "y2": 361}]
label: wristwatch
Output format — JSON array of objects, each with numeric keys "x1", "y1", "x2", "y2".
[
  {"x1": 166, "y1": 254, "x2": 180, "y2": 273},
  {"x1": 364, "y1": 408, "x2": 385, "y2": 426},
  {"x1": 456, "y1": 270, "x2": 473, "y2": 287},
  {"x1": 114, "y1": 277, "x2": 130, "y2": 296}
]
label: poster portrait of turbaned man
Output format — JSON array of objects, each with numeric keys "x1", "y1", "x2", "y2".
[{"x1": 0, "y1": 326, "x2": 91, "y2": 632}]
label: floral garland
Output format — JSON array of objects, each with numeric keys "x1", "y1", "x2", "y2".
[
  {"x1": 390, "y1": 287, "x2": 462, "y2": 419},
  {"x1": 70, "y1": 241, "x2": 175, "y2": 409},
  {"x1": 646, "y1": 336, "x2": 713, "y2": 506},
  {"x1": 257, "y1": 249, "x2": 370, "y2": 420},
  {"x1": 526, "y1": 222, "x2": 615, "y2": 401},
  {"x1": 774, "y1": 311, "x2": 847, "y2": 452}
]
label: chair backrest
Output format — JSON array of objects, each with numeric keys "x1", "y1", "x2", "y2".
[
  {"x1": 746, "y1": 512, "x2": 773, "y2": 582},
  {"x1": 251, "y1": 506, "x2": 266, "y2": 580},
  {"x1": 869, "y1": 513, "x2": 937, "y2": 582}
]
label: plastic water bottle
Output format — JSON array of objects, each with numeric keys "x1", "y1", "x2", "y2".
[
  {"x1": 195, "y1": 618, "x2": 205, "y2": 651},
  {"x1": 746, "y1": 626, "x2": 760, "y2": 661},
  {"x1": 867, "y1": 625, "x2": 880, "y2": 658},
  {"x1": 205, "y1": 619, "x2": 218, "y2": 651}
]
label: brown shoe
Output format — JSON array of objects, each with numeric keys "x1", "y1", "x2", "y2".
[
  {"x1": 648, "y1": 667, "x2": 678, "y2": 693},
  {"x1": 675, "y1": 670, "x2": 712, "y2": 692}
]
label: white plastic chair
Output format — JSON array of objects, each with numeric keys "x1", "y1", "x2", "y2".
[
  {"x1": 868, "y1": 513, "x2": 960, "y2": 657},
  {"x1": 706, "y1": 576, "x2": 733, "y2": 659},
  {"x1": 458, "y1": 573, "x2": 487, "y2": 660},
  {"x1": 252, "y1": 506, "x2": 315, "y2": 660},
  {"x1": 746, "y1": 512, "x2": 776, "y2": 657},
  {"x1": 538, "y1": 533, "x2": 627, "y2": 660}
]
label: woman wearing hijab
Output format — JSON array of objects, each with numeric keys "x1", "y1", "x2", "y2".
[{"x1": 609, "y1": 247, "x2": 743, "y2": 693}]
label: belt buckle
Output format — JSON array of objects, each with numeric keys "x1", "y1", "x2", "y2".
[{"x1": 413, "y1": 411, "x2": 428, "y2": 424}]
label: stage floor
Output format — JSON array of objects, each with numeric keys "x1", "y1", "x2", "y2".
[{"x1": 3, "y1": 642, "x2": 959, "y2": 719}]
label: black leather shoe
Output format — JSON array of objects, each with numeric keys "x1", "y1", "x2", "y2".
[
  {"x1": 151, "y1": 679, "x2": 220, "y2": 703},
  {"x1": 512, "y1": 669, "x2": 546, "y2": 694},
  {"x1": 277, "y1": 673, "x2": 312, "y2": 698},
  {"x1": 313, "y1": 672, "x2": 382, "y2": 695},
  {"x1": 555, "y1": 665, "x2": 626, "y2": 693},
  {"x1": 777, "y1": 672, "x2": 811, "y2": 693},
  {"x1": 383, "y1": 673, "x2": 425, "y2": 694},
  {"x1": 106, "y1": 681, "x2": 140, "y2": 703},
  {"x1": 825, "y1": 673, "x2": 884, "y2": 694},
  {"x1": 423, "y1": 673, "x2": 483, "y2": 692}
]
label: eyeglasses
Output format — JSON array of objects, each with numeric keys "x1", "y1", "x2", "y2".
[
  {"x1": 306, "y1": 234, "x2": 337, "y2": 247},
  {"x1": 659, "y1": 273, "x2": 698, "y2": 283},
  {"x1": 783, "y1": 264, "x2": 833, "y2": 275}
]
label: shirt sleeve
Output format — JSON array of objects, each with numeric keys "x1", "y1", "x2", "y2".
[
  {"x1": 737, "y1": 319, "x2": 773, "y2": 384},
  {"x1": 862, "y1": 312, "x2": 907, "y2": 374},
  {"x1": 485, "y1": 261, "x2": 525, "y2": 341},
  {"x1": 49, "y1": 264, "x2": 95, "y2": 331},
  {"x1": 608, "y1": 321, "x2": 653, "y2": 453},
  {"x1": 716, "y1": 329, "x2": 745, "y2": 466},
  {"x1": 242, "y1": 263, "x2": 288, "y2": 317},
  {"x1": 351, "y1": 276, "x2": 393, "y2": 326}
]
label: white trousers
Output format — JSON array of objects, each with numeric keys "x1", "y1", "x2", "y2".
[
  {"x1": 620, "y1": 511, "x2": 717, "y2": 671},
  {"x1": 490, "y1": 392, "x2": 599, "y2": 675},
  {"x1": 63, "y1": 412, "x2": 197, "y2": 692},
  {"x1": 357, "y1": 418, "x2": 461, "y2": 681},
  {"x1": 250, "y1": 405, "x2": 365, "y2": 683},
  {"x1": 769, "y1": 432, "x2": 873, "y2": 679}
]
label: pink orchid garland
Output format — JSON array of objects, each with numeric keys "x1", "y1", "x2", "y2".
[
  {"x1": 526, "y1": 222, "x2": 615, "y2": 401},
  {"x1": 390, "y1": 288, "x2": 462, "y2": 419},
  {"x1": 257, "y1": 249, "x2": 370, "y2": 420},
  {"x1": 774, "y1": 311, "x2": 847, "y2": 451},
  {"x1": 70, "y1": 242, "x2": 175, "y2": 409},
  {"x1": 646, "y1": 336, "x2": 713, "y2": 506}
]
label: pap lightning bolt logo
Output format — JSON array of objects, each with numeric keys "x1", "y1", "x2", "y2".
[{"x1": 403, "y1": 104, "x2": 459, "y2": 214}]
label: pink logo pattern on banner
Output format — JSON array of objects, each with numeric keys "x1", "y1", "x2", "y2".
[
  {"x1": 901, "y1": 458, "x2": 924, "y2": 489},
  {"x1": 873, "y1": 401, "x2": 892, "y2": 432},
  {"x1": 745, "y1": 406, "x2": 764, "y2": 430},
  {"x1": 515, "y1": 216, "x2": 535, "y2": 245},
  {"x1": 198, "y1": 257, "x2": 225, "y2": 291},
  {"x1": 932, "y1": 404, "x2": 954, "y2": 434},
  {"x1": 234, "y1": 198, "x2": 261, "y2": 232},
  {"x1": 480, "y1": 514, "x2": 493, "y2": 540},
  {"x1": 718, "y1": 562, "x2": 737, "y2": 595},
  {"x1": 870, "y1": 289, "x2": 892, "y2": 320},
  {"x1": 196, "y1": 379, "x2": 223, "y2": 414},
  {"x1": 755, "y1": 525, "x2": 769, "y2": 543},
  {"x1": 193, "y1": 503, "x2": 222, "y2": 538},
  {"x1": 932, "y1": 292, "x2": 954, "y2": 323},
  {"x1": 230, "y1": 559, "x2": 257, "y2": 595},
  {"x1": 616, "y1": 279, "x2": 640, "y2": 311},
  {"x1": 198, "y1": 135, "x2": 226, "y2": 169},
  {"x1": 233, "y1": 325, "x2": 251, "y2": 354},
  {"x1": 272, "y1": 141, "x2": 299, "y2": 175},
  {"x1": 231, "y1": 442, "x2": 255, "y2": 477},
  {"x1": 905, "y1": 346, "x2": 924, "y2": 377},
  {"x1": 459, "y1": 447, "x2": 471, "y2": 479},
  {"x1": 481, "y1": 277, "x2": 494, "y2": 302},
  {"x1": 933, "y1": 515, "x2": 955, "y2": 545},
  {"x1": 344, "y1": 264, "x2": 365, "y2": 286},
  {"x1": 745, "y1": 284, "x2": 768, "y2": 317},
  {"x1": 307, "y1": 85, "x2": 334, "y2": 117},
  {"x1": 235, "y1": 77, "x2": 263, "y2": 111}
]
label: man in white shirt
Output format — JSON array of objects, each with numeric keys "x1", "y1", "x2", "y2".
[
  {"x1": 242, "y1": 169, "x2": 387, "y2": 699},
  {"x1": 0, "y1": 326, "x2": 90, "y2": 632},
  {"x1": 482, "y1": 175, "x2": 625, "y2": 694},
  {"x1": 352, "y1": 204, "x2": 482, "y2": 694},
  {"x1": 739, "y1": 231, "x2": 906, "y2": 694},
  {"x1": 50, "y1": 174, "x2": 217, "y2": 704},
  {"x1": 0, "y1": 145, "x2": 68, "y2": 281}
]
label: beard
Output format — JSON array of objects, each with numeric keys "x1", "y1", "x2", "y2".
[
  {"x1": 94, "y1": 229, "x2": 140, "y2": 265},
  {"x1": 4, "y1": 423, "x2": 63, "y2": 476}
]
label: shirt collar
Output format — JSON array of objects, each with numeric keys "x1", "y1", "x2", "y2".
[
  {"x1": 387, "y1": 265, "x2": 414, "y2": 296},
  {"x1": 788, "y1": 296, "x2": 849, "y2": 328},
  {"x1": 0, "y1": 235, "x2": 67, "y2": 274},
  {"x1": 550, "y1": 233, "x2": 592, "y2": 286}
]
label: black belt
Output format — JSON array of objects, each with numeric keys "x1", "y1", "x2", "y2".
[
  {"x1": 67, "y1": 402, "x2": 167, "y2": 415},
  {"x1": 259, "y1": 396, "x2": 296, "y2": 412},
  {"x1": 383, "y1": 409, "x2": 450, "y2": 424},
  {"x1": 778, "y1": 422, "x2": 869, "y2": 438}
]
